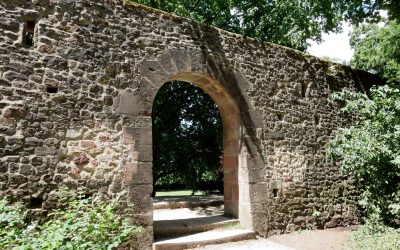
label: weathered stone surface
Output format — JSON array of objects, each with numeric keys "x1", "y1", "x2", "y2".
[
  {"x1": 122, "y1": 127, "x2": 152, "y2": 145},
  {"x1": 117, "y1": 89, "x2": 152, "y2": 116},
  {"x1": 0, "y1": 0, "x2": 383, "y2": 248},
  {"x1": 124, "y1": 162, "x2": 152, "y2": 185},
  {"x1": 127, "y1": 185, "x2": 153, "y2": 213}
]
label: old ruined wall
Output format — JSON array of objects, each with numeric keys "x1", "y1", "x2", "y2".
[{"x1": 0, "y1": 0, "x2": 382, "y2": 248}]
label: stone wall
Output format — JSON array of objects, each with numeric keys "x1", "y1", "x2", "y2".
[{"x1": 0, "y1": 0, "x2": 383, "y2": 248}]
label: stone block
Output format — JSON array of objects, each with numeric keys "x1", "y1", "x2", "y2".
[
  {"x1": 244, "y1": 110, "x2": 264, "y2": 128},
  {"x1": 130, "y1": 212, "x2": 153, "y2": 226},
  {"x1": 239, "y1": 202, "x2": 253, "y2": 229},
  {"x1": 66, "y1": 129, "x2": 82, "y2": 139},
  {"x1": 9, "y1": 174, "x2": 28, "y2": 187},
  {"x1": 189, "y1": 49, "x2": 207, "y2": 73},
  {"x1": 19, "y1": 164, "x2": 32, "y2": 175},
  {"x1": 223, "y1": 155, "x2": 238, "y2": 169},
  {"x1": 264, "y1": 130, "x2": 285, "y2": 140},
  {"x1": 241, "y1": 137, "x2": 263, "y2": 155},
  {"x1": 25, "y1": 137, "x2": 43, "y2": 146},
  {"x1": 138, "y1": 59, "x2": 168, "y2": 87},
  {"x1": 73, "y1": 155, "x2": 90, "y2": 165},
  {"x1": 117, "y1": 89, "x2": 152, "y2": 116},
  {"x1": 122, "y1": 127, "x2": 152, "y2": 145},
  {"x1": 124, "y1": 162, "x2": 152, "y2": 185},
  {"x1": 170, "y1": 71, "x2": 204, "y2": 83},
  {"x1": 34, "y1": 146, "x2": 57, "y2": 156},
  {"x1": 248, "y1": 168, "x2": 262, "y2": 184},
  {"x1": 233, "y1": 71, "x2": 251, "y2": 93},
  {"x1": 242, "y1": 154, "x2": 265, "y2": 169},
  {"x1": 270, "y1": 181, "x2": 282, "y2": 190},
  {"x1": 170, "y1": 49, "x2": 191, "y2": 73},
  {"x1": 127, "y1": 185, "x2": 153, "y2": 213},
  {"x1": 157, "y1": 51, "x2": 178, "y2": 77},
  {"x1": 132, "y1": 144, "x2": 152, "y2": 163},
  {"x1": 223, "y1": 139, "x2": 240, "y2": 156},
  {"x1": 252, "y1": 182, "x2": 270, "y2": 202}
]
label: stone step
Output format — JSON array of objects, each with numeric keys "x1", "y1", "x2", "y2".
[
  {"x1": 153, "y1": 196, "x2": 223, "y2": 210},
  {"x1": 153, "y1": 206, "x2": 225, "y2": 221},
  {"x1": 154, "y1": 216, "x2": 239, "y2": 236},
  {"x1": 154, "y1": 206, "x2": 233, "y2": 238},
  {"x1": 152, "y1": 229, "x2": 256, "y2": 250}
]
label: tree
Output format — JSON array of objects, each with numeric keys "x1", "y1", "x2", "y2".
[
  {"x1": 130, "y1": 0, "x2": 400, "y2": 51},
  {"x1": 341, "y1": 0, "x2": 400, "y2": 24},
  {"x1": 327, "y1": 85, "x2": 400, "y2": 225},
  {"x1": 328, "y1": 0, "x2": 400, "y2": 227},
  {"x1": 350, "y1": 20, "x2": 400, "y2": 83},
  {"x1": 152, "y1": 81, "x2": 223, "y2": 196}
]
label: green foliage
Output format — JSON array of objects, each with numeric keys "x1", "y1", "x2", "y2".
[
  {"x1": 350, "y1": 20, "x2": 400, "y2": 83},
  {"x1": 129, "y1": 0, "x2": 400, "y2": 51},
  {"x1": 155, "y1": 190, "x2": 203, "y2": 197},
  {"x1": 0, "y1": 199, "x2": 26, "y2": 249},
  {"x1": 327, "y1": 85, "x2": 400, "y2": 225},
  {"x1": 129, "y1": 0, "x2": 338, "y2": 50},
  {"x1": 0, "y1": 190, "x2": 140, "y2": 250},
  {"x1": 338, "y1": 0, "x2": 400, "y2": 25},
  {"x1": 152, "y1": 81, "x2": 223, "y2": 195},
  {"x1": 349, "y1": 222, "x2": 400, "y2": 250}
]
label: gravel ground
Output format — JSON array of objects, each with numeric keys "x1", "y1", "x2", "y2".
[
  {"x1": 191, "y1": 226, "x2": 357, "y2": 250},
  {"x1": 190, "y1": 238, "x2": 294, "y2": 250}
]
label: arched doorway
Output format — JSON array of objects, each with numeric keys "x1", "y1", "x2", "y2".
[
  {"x1": 151, "y1": 72, "x2": 247, "y2": 244},
  {"x1": 119, "y1": 60, "x2": 254, "y2": 246},
  {"x1": 153, "y1": 72, "x2": 241, "y2": 217},
  {"x1": 152, "y1": 81, "x2": 223, "y2": 198}
]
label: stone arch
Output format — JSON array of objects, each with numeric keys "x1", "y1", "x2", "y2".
[
  {"x1": 118, "y1": 49, "x2": 259, "y2": 230},
  {"x1": 156, "y1": 72, "x2": 241, "y2": 217}
]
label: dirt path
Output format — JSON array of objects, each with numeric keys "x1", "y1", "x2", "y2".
[{"x1": 192, "y1": 226, "x2": 357, "y2": 250}]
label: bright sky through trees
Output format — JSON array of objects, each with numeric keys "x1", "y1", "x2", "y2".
[
  {"x1": 307, "y1": 22, "x2": 354, "y2": 63},
  {"x1": 308, "y1": 11, "x2": 389, "y2": 63}
]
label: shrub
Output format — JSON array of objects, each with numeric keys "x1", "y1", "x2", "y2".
[
  {"x1": 0, "y1": 199, "x2": 26, "y2": 249},
  {"x1": 327, "y1": 85, "x2": 400, "y2": 225},
  {"x1": 349, "y1": 221, "x2": 400, "y2": 250},
  {"x1": 0, "y1": 190, "x2": 140, "y2": 250}
]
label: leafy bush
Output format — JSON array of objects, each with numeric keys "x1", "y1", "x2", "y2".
[
  {"x1": 0, "y1": 190, "x2": 140, "y2": 250},
  {"x1": 327, "y1": 85, "x2": 400, "y2": 225},
  {"x1": 0, "y1": 199, "x2": 26, "y2": 249},
  {"x1": 349, "y1": 221, "x2": 400, "y2": 250}
]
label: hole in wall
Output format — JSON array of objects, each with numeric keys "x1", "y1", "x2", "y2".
[
  {"x1": 314, "y1": 114, "x2": 320, "y2": 126},
  {"x1": 23, "y1": 20, "x2": 35, "y2": 47},
  {"x1": 272, "y1": 189, "x2": 279, "y2": 197},
  {"x1": 276, "y1": 113, "x2": 284, "y2": 121},
  {"x1": 148, "y1": 67, "x2": 156, "y2": 72},
  {"x1": 29, "y1": 197, "x2": 43, "y2": 209},
  {"x1": 25, "y1": 31, "x2": 34, "y2": 46},
  {"x1": 301, "y1": 81, "x2": 308, "y2": 98},
  {"x1": 27, "y1": 20, "x2": 35, "y2": 29},
  {"x1": 46, "y1": 86, "x2": 58, "y2": 93},
  {"x1": 81, "y1": 193, "x2": 93, "y2": 199}
]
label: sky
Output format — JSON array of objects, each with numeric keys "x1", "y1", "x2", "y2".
[{"x1": 307, "y1": 22, "x2": 354, "y2": 63}]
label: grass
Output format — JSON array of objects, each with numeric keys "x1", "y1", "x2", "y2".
[
  {"x1": 223, "y1": 223, "x2": 241, "y2": 230},
  {"x1": 155, "y1": 189, "x2": 205, "y2": 197}
]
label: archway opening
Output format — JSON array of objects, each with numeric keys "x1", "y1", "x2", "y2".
[
  {"x1": 152, "y1": 80, "x2": 224, "y2": 198},
  {"x1": 151, "y1": 74, "x2": 244, "y2": 242}
]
